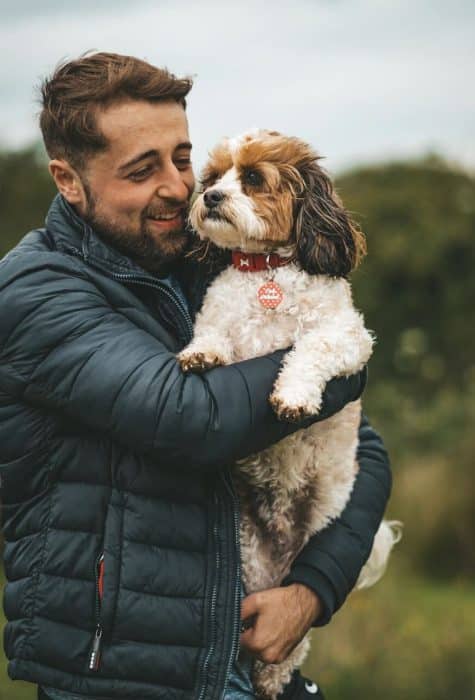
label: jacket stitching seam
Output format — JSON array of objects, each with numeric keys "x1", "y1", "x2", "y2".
[
  {"x1": 109, "y1": 635, "x2": 203, "y2": 651},
  {"x1": 119, "y1": 585, "x2": 205, "y2": 600},
  {"x1": 123, "y1": 536, "x2": 205, "y2": 554},
  {"x1": 41, "y1": 572, "x2": 94, "y2": 585}
]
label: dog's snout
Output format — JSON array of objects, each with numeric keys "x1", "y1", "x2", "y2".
[{"x1": 204, "y1": 190, "x2": 225, "y2": 208}]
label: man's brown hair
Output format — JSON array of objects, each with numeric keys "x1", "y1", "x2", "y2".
[{"x1": 40, "y1": 51, "x2": 193, "y2": 172}]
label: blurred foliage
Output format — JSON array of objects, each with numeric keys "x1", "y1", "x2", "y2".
[
  {"x1": 340, "y1": 155, "x2": 475, "y2": 457},
  {"x1": 336, "y1": 156, "x2": 475, "y2": 583},
  {"x1": 1, "y1": 146, "x2": 474, "y2": 699},
  {"x1": 0, "y1": 146, "x2": 56, "y2": 259},
  {"x1": 305, "y1": 565, "x2": 475, "y2": 700}
]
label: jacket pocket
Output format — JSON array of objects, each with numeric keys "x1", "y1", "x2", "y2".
[
  {"x1": 89, "y1": 552, "x2": 105, "y2": 672},
  {"x1": 88, "y1": 492, "x2": 124, "y2": 672}
]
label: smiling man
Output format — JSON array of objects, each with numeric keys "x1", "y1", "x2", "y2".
[
  {"x1": 0, "y1": 53, "x2": 391, "y2": 700},
  {"x1": 45, "y1": 77, "x2": 195, "y2": 273}
]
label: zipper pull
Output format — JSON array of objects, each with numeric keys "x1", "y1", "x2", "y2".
[{"x1": 88, "y1": 624, "x2": 103, "y2": 672}]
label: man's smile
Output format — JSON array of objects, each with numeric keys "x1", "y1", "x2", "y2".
[
  {"x1": 147, "y1": 210, "x2": 182, "y2": 221},
  {"x1": 146, "y1": 210, "x2": 184, "y2": 232}
]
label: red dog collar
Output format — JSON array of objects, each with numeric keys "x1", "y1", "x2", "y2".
[{"x1": 232, "y1": 251, "x2": 291, "y2": 272}]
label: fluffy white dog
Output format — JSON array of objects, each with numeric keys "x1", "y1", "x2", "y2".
[{"x1": 179, "y1": 129, "x2": 400, "y2": 699}]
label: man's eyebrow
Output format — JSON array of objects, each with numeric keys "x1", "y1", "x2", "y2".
[
  {"x1": 117, "y1": 142, "x2": 193, "y2": 173},
  {"x1": 118, "y1": 150, "x2": 159, "y2": 173}
]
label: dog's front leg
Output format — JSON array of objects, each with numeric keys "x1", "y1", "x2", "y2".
[
  {"x1": 270, "y1": 312, "x2": 373, "y2": 421},
  {"x1": 178, "y1": 288, "x2": 234, "y2": 373},
  {"x1": 178, "y1": 330, "x2": 233, "y2": 372}
]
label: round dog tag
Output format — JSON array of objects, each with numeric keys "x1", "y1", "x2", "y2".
[{"x1": 257, "y1": 281, "x2": 283, "y2": 309}]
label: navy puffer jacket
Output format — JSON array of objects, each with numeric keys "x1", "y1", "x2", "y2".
[{"x1": 0, "y1": 195, "x2": 390, "y2": 699}]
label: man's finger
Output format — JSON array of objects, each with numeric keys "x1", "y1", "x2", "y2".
[
  {"x1": 240, "y1": 592, "x2": 260, "y2": 621},
  {"x1": 240, "y1": 624, "x2": 271, "y2": 659},
  {"x1": 240, "y1": 625, "x2": 256, "y2": 650},
  {"x1": 240, "y1": 630, "x2": 285, "y2": 664},
  {"x1": 240, "y1": 614, "x2": 256, "y2": 633}
]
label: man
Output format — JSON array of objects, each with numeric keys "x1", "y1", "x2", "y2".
[{"x1": 0, "y1": 53, "x2": 391, "y2": 700}]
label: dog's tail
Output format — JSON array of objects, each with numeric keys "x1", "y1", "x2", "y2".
[{"x1": 355, "y1": 519, "x2": 403, "y2": 590}]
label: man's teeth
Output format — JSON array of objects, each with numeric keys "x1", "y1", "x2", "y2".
[{"x1": 149, "y1": 213, "x2": 180, "y2": 221}]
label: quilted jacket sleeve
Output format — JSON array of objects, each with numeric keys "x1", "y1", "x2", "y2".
[
  {"x1": 282, "y1": 414, "x2": 392, "y2": 625},
  {"x1": 0, "y1": 257, "x2": 366, "y2": 472}
]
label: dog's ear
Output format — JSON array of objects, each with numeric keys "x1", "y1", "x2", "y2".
[{"x1": 294, "y1": 159, "x2": 366, "y2": 276}]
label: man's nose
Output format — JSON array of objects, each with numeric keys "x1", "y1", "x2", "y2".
[{"x1": 157, "y1": 164, "x2": 190, "y2": 202}]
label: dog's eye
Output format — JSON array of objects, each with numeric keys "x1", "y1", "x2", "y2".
[{"x1": 242, "y1": 169, "x2": 263, "y2": 187}]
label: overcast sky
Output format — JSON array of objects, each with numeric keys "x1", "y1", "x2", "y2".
[{"x1": 0, "y1": 0, "x2": 473, "y2": 174}]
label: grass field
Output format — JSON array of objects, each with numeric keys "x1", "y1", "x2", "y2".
[
  {"x1": 303, "y1": 563, "x2": 475, "y2": 700},
  {"x1": 1, "y1": 562, "x2": 474, "y2": 700}
]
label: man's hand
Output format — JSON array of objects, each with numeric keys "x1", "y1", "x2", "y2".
[{"x1": 240, "y1": 584, "x2": 322, "y2": 664}]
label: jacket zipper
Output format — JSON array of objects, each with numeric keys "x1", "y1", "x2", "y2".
[
  {"x1": 197, "y1": 471, "x2": 241, "y2": 700},
  {"x1": 69, "y1": 244, "x2": 194, "y2": 344},
  {"x1": 196, "y1": 490, "x2": 221, "y2": 700},
  {"x1": 89, "y1": 553, "x2": 105, "y2": 672},
  {"x1": 108, "y1": 270, "x2": 194, "y2": 343},
  {"x1": 221, "y1": 468, "x2": 242, "y2": 698}
]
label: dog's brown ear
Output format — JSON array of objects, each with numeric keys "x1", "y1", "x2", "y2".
[{"x1": 294, "y1": 159, "x2": 366, "y2": 276}]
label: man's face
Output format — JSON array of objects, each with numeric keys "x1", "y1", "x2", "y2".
[{"x1": 78, "y1": 99, "x2": 195, "y2": 273}]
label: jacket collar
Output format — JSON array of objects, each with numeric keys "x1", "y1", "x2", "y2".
[
  {"x1": 44, "y1": 193, "x2": 227, "y2": 315},
  {"x1": 45, "y1": 194, "x2": 155, "y2": 278}
]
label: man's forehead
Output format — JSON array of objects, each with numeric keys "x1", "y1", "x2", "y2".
[{"x1": 96, "y1": 99, "x2": 190, "y2": 155}]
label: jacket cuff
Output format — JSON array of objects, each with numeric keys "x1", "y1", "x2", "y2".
[
  {"x1": 281, "y1": 565, "x2": 337, "y2": 627},
  {"x1": 354, "y1": 364, "x2": 368, "y2": 400}
]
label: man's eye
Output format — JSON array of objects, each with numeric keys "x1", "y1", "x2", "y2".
[
  {"x1": 175, "y1": 158, "x2": 192, "y2": 170},
  {"x1": 242, "y1": 169, "x2": 263, "y2": 187},
  {"x1": 129, "y1": 166, "x2": 153, "y2": 181}
]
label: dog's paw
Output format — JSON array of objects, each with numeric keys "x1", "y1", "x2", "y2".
[
  {"x1": 269, "y1": 383, "x2": 324, "y2": 422},
  {"x1": 269, "y1": 392, "x2": 314, "y2": 423},
  {"x1": 178, "y1": 350, "x2": 225, "y2": 373}
]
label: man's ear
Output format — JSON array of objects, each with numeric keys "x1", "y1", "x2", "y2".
[{"x1": 49, "y1": 159, "x2": 87, "y2": 209}]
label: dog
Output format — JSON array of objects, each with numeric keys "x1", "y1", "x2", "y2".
[{"x1": 178, "y1": 129, "x2": 400, "y2": 699}]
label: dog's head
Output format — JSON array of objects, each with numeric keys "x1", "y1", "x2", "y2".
[{"x1": 190, "y1": 129, "x2": 365, "y2": 276}]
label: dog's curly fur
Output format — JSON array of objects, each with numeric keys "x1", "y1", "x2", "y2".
[{"x1": 178, "y1": 130, "x2": 400, "y2": 699}]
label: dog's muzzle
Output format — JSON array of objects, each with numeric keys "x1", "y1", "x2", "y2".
[{"x1": 203, "y1": 189, "x2": 225, "y2": 208}]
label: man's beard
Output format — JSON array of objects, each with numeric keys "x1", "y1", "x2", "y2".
[{"x1": 82, "y1": 186, "x2": 190, "y2": 274}]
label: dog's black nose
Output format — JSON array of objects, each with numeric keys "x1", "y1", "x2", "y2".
[{"x1": 204, "y1": 190, "x2": 225, "y2": 208}]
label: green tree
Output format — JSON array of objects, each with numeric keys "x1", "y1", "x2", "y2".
[
  {"x1": 337, "y1": 155, "x2": 475, "y2": 579},
  {"x1": 336, "y1": 156, "x2": 475, "y2": 450},
  {"x1": 0, "y1": 146, "x2": 56, "y2": 258}
]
